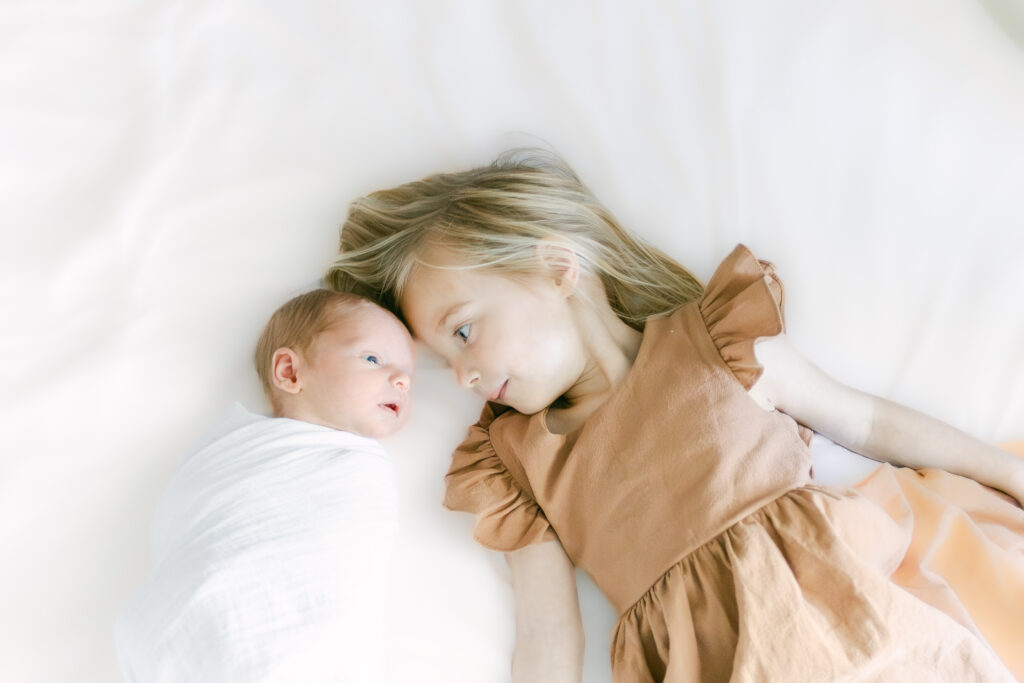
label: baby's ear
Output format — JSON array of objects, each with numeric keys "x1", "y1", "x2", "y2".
[
  {"x1": 271, "y1": 347, "x2": 303, "y2": 394},
  {"x1": 535, "y1": 238, "x2": 580, "y2": 295}
]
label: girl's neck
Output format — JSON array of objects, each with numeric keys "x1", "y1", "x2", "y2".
[{"x1": 545, "y1": 284, "x2": 644, "y2": 434}]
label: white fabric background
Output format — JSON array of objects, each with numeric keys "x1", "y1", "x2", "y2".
[{"x1": 1, "y1": 1, "x2": 1023, "y2": 682}]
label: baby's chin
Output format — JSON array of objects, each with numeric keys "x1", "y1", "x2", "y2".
[
  {"x1": 354, "y1": 408, "x2": 411, "y2": 439},
  {"x1": 281, "y1": 403, "x2": 410, "y2": 439},
  {"x1": 357, "y1": 422, "x2": 406, "y2": 439}
]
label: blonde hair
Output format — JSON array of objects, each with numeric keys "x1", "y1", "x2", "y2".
[
  {"x1": 254, "y1": 289, "x2": 372, "y2": 412},
  {"x1": 324, "y1": 148, "x2": 703, "y2": 329}
]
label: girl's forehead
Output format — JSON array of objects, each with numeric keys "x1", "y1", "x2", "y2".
[
  {"x1": 414, "y1": 241, "x2": 467, "y2": 268},
  {"x1": 401, "y1": 265, "x2": 473, "y2": 331},
  {"x1": 407, "y1": 260, "x2": 471, "y2": 293}
]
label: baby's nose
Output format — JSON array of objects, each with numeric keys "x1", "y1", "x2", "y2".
[{"x1": 391, "y1": 371, "x2": 411, "y2": 392}]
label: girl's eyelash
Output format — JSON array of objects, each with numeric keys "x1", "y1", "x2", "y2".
[{"x1": 454, "y1": 323, "x2": 471, "y2": 343}]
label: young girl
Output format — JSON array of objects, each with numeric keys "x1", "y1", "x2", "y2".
[{"x1": 325, "y1": 149, "x2": 1024, "y2": 682}]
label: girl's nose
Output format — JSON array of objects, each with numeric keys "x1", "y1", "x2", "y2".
[
  {"x1": 454, "y1": 362, "x2": 480, "y2": 389},
  {"x1": 391, "y1": 370, "x2": 411, "y2": 392}
]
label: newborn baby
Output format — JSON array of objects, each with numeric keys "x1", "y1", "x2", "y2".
[
  {"x1": 257, "y1": 289, "x2": 414, "y2": 438},
  {"x1": 115, "y1": 290, "x2": 415, "y2": 683}
]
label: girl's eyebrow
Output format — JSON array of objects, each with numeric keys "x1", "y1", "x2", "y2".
[{"x1": 436, "y1": 302, "x2": 469, "y2": 333}]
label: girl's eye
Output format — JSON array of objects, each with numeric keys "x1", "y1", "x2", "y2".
[
  {"x1": 454, "y1": 323, "x2": 471, "y2": 343},
  {"x1": 362, "y1": 354, "x2": 381, "y2": 366}
]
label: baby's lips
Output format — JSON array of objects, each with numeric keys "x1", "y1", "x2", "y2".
[{"x1": 379, "y1": 400, "x2": 405, "y2": 417}]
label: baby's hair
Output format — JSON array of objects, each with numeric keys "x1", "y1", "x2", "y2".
[
  {"x1": 254, "y1": 289, "x2": 374, "y2": 412},
  {"x1": 324, "y1": 148, "x2": 703, "y2": 330}
]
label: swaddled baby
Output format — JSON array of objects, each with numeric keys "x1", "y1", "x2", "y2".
[{"x1": 115, "y1": 290, "x2": 415, "y2": 683}]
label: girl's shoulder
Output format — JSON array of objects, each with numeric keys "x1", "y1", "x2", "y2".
[
  {"x1": 470, "y1": 400, "x2": 518, "y2": 431},
  {"x1": 443, "y1": 402, "x2": 558, "y2": 551},
  {"x1": 458, "y1": 402, "x2": 541, "y2": 477},
  {"x1": 698, "y1": 244, "x2": 787, "y2": 390},
  {"x1": 699, "y1": 244, "x2": 784, "y2": 315},
  {"x1": 640, "y1": 244, "x2": 787, "y2": 391}
]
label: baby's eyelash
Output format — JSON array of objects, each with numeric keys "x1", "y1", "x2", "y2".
[
  {"x1": 454, "y1": 323, "x2": 471, "y2": 343},
  {"x1": 362, "y1": 354, "x2": 382, "y2": 366}
]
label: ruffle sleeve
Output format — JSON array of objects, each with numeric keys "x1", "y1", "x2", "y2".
[
  {"x1": 698, "y1": 244, "x2": 786, "y2": 390},
  {"x1": 443, "y1": 403, "x2": 558, "y2": 552}
]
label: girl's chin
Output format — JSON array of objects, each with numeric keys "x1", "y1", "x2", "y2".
[
  {"x1": 508, "y1": 395, "x2": 559, "y2": 416},
  {"x1": 487, "y1": 383, "x2": 564, "y2": 415}
]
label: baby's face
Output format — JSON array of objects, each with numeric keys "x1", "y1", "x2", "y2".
[{"x1": 299, "y1": 304, "x2": 415, "y2": 438}]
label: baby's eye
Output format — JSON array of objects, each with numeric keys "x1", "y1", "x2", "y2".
[
  {"x1": 454, "y1": 323, "x2": 471, "y2": 343},
  {"x1": 362, "y1": 354, "x2": 382, "y2": 366}
]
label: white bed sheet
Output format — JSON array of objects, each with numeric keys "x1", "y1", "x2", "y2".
[{"x1": 2, "y1": 1, "x2": 1023, "y2": 682}]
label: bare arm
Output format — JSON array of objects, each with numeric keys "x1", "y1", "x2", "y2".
[
  {"x1": 504, "y1": 540, "x2": 584, "y2": 683},
  {"x1": 750, "y1": 334, "x2": 1024, "y2": 504}
]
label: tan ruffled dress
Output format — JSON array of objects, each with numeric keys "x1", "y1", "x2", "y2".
[{"x1": 445, "y1": 245, "x2": 1024, "y2": 682}]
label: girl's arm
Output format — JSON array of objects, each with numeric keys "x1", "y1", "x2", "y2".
[
  {"x1": 751, "y1": 334, "x2": 1024, "y2": 505},
  {"x1": 505, "y1": 540, "x2": 585, "y2": 683}
]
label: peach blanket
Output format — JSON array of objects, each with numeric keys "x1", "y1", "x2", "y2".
[{"x1": 856, "y1": 441, "x2": 1024, "y2": 679}]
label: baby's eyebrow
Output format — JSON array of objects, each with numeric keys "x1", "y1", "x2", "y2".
[{"x1": 436, "y1": 302, "x2": 469, "y2": 334}]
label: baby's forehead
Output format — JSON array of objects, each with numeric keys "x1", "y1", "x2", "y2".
[{"x1": 324, "y1": 301, "x2": 412, "y2": 344}]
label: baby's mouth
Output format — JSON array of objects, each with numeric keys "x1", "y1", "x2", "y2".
[{"x1": 380, "y1": 402, "x2": 400, "y2": 416}]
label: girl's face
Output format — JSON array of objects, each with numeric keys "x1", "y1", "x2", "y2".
[{"x1": 400, "y1": 253, "x2": 588, "y2": 415}]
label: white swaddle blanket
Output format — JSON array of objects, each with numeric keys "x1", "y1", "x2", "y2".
[{"x1": 115, "y1": 404, "x2": 397, "y2": 683}]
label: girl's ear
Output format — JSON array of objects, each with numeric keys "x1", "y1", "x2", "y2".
[
  {"x1": 535, "y1": 238, "x2": 580, "y2": 296},
  {"x1": 271, "y1": 347, "x2": 304, "y2": 394}
]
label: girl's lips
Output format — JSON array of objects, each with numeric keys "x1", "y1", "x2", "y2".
[
  {"x1": 489, "y1": 380, "x2": 508, "y2": 402},
  {"x1": 380, "y1": 402, "x2": 400, "y2": 416}
]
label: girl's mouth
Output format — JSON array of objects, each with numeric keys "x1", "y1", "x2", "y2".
[
  {"x1": 490, "y1": 380, "x2": 508, "y2": 402},
  {"x1": 380, "y1": 402, "x2": 400, "y2": 416}
]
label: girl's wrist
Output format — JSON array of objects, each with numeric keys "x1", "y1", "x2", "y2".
[
  {"x1": 1010, "y1": 470, "x2": 1024, "y2": 507},
  {"x1": 1001, "y1": 456, "x2": 1024, "y2": 507}
]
